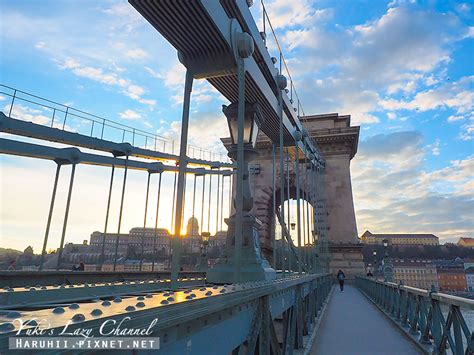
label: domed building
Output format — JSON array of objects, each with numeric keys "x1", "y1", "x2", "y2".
[
  {"x1": 186, "y1": 216, "x2": 200, "y2": 237},
  {"x1": 185, "y1": 216, "x2": 201, "y2": 253}
]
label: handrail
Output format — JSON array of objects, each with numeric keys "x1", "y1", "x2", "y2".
[
  {"x1": 356, "y1": 276, "x2": 473, "y2": 354},
  {"x1": 0, "y1": 84, "x2": 230, "y2": 162}
]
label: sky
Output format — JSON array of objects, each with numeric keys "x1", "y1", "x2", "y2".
[{"x1": 0, "y1": 0, "x2": 473, "y2": 252}]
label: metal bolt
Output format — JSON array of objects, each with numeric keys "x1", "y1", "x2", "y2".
[
  {"x1": 113, "y1": 297, "x2": 122, "y2": 303},
  {"x1": 0, "y1": 323, "x2": 15, "y2": 333},
  {"x1": 125, "y1": 306, "x2": 136, "y2": 312},
  {"x1": 91, "y1": 309, "x2": 102, "y2": 316},
  {"x1": 167, "y1": 297, "x2": 174, "y2": 302},
  {"x1": 6, "y1": 311, "x2": 21, "y2": 318},
  {"x1": 101, "y1": 301, "x2": 111, "y2": 306},
  {"x1": 136, "y1": 302, "x2": 145, "y2": 308},
  {"x1": 205, "y1": 291, "x2": 212, "y2": 296},
  {"x1": 69, "y1": 303, "x2": 80, "y2": 310},
  {"x1": 160, "y1": 300, "x2": 169, "y2": 305},
  {"x1": 137, "y1": 296, "x2": 145, "y2": 301},
  {"x1": 72, "y1": 314, "x2": 85, "y2": 322}
]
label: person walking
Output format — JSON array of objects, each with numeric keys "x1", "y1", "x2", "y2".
[{"x1": 337, "y1": 269, "x2": 346, "y2": 292}]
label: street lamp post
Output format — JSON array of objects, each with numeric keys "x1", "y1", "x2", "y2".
[
  {"x1": 373, "y1": 250, "x2": 378, "y2": 278},
  {"x1": 196, "y1": 232, "x2": 210, "y2": 272},
  {"x1": 381, "y1": 239, "x2": 393, "y2": 282},
  {"x1": 207, "y1": 102, "x2": 276, "y2": 283}
]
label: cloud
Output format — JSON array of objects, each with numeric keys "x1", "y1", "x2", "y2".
[
  {"x1": 119, "y1": 109, "x2": 141, "y2": 120},
  {"x1": 3, "y1": 103, "x2": 52, "y2": 126},
  {"x1": 261, "y1": 0, "x2": 332, "y2": 29},
  {"x1": 379, "y1": 76, "x2": 474, "y2": 114},
  {"x1": 459, "y1": 121, "x2": 474, "y2": 141},
  {"x1": 58, "y1": 58, "x2": 155, "y2": 106},
  {"x1": 353, "y1": 132, "x2": 474, "y2": 242},
  {"x1": 124, "y1": 48, "x2": 148, "y2": 60},
  {"x1": 275, "y1": 4, "x2": 467, "y2": 126}
]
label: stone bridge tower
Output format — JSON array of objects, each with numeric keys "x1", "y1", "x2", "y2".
[{"x1": 222, "y1": 113, "x2": 364, "y2": 278}]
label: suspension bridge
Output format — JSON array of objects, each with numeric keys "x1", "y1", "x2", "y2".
[{"x1": 0, "y1": 0, "x2": 472, "y2": 354}]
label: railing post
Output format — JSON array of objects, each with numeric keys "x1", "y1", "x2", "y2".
[
  {"x1": 51, "y1": 109, "x2": 56, "y2": 128},
  {"x1": 39, "y1": 163, "x2": 61, "y2": 270},
  {"x1": 170, "y1": 69, "x2": 194, "y2": 287},
  {"x1": 8, "y1": 89, "x2": 16, "y2": 118},
  {"x1": 62, "y1": 107, "x2": 69, "y2": 130}
]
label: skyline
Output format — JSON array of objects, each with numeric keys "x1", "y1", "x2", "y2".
[{"x1": 1, "y1": 0, "x2": 473, "y2": 252}]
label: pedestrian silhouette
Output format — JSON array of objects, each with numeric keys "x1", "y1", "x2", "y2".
[{"x1": 337, "y1": 269, "x2": 346, "y2": 291}]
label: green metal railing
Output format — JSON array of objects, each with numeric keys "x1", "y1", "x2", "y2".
[{"x1": 356, "y1": 277, "x2": 473, "y2": 355}]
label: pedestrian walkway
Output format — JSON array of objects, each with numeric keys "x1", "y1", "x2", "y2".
[{"x1": 311, "y1": 285, "x2": 421, "y2": 355}]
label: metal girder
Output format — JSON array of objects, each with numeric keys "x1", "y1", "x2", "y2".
[
  {"x1": 0, "y1": 138, "x2": 231, "y2": 176},
  {"x1": 0, "y1": 113, "x2": 234, "y2": 168},
  {"x1": 0, "y1": 274, "x2": 332, "y2": 354},
  {"x1": 0, "y1": 277, "x2": 204, "y2": 310},
  {"x1": 127, "y1": 0, "x2": 324, "y2": 168}
]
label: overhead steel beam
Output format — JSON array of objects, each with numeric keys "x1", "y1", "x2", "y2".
[{"x1": 128, "y1": 0, "x2": 325, "y2": 168}]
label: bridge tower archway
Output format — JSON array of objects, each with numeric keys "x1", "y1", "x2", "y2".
[{"x1": 223, "y1": 113, "x2": 365, "y2": 278}]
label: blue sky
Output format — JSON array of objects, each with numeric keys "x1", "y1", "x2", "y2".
[{"x1": 0, "y1": 0, "x2": 473, "y2": 251}]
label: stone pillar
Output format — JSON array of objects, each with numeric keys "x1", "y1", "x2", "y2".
[
  {"x1": 220, "y1": 113, "x2": 365, "y2": 278},
  {"x1": 305, "y1": 113, "x2": 364, "y2": 279}
]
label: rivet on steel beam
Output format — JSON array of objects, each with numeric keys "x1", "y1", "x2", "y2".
[
  {"x1": 52, "y1": 307, "x2": 65, "y2": 314},
  {"x1": 91, "y1": 309, "x2": 103, "y2": 316},
  {"x1": 205, "y1": 291, "x2": 212, "y2": 296},
  {"x1": 125, "y1": 306, "x2": 136, "y2": 312},
  {"x1": 136, "y1": 302, "x2": 145, "y2": 308},
  {"x1": 6, "y1": 311, "x2": 21, "y2": 318},
  {"x1": 145, "y1": 294, "x2": 153, "y2": 298},
  {"x1": 72, "y1": 314, "x2": 85, "y2": 322},
  {"x1": 160, "y1": 300, "x2": 169, "y2": 305},
  {"x1": 0, "y1": 323, "x2": 14, "y2": 333},
  {"x1": 69, "y1": 304, "x2": 80, "y2": 310},
  {"x1": 137, "y1": 296, "x2": 145, "y2": 301},
  {"x1": 167, "y1": 297, "x2": 174, "y2": 302},
  {"x1": 101, "y1": 301, "x2": 111, "y2": 306},
  {"x1": 113, "y1": 297, "x2": 122, "y2": 303}
]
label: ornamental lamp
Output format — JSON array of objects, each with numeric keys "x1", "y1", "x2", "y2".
[{"x1": 222, "y1": 102, "x2": 263, "y2": 148}]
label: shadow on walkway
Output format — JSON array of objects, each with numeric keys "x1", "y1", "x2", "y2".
[{"x1": 311, "y1": 285, "x2": 421, "y2": 355}]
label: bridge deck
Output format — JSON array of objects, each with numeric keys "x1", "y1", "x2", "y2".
[{"x1": 311, "y1": 285, "x2": 421, "y2": 355}]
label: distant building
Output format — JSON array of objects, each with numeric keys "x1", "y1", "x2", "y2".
[
  {"x1": 90, "y1": 227, "x2": 170, "y2": 255},
  {"x1": 466, "y1": 269, "x2": 474, "y2": 292},
  {"x1": 457, "y1": 237, "x2": 474, "y2": 248},
  {"x1": 209, "y1": 231, "x2": 227, "y2": 248},
  {"x1": 437, "y1": 268, "x2": 467, "y2": 292},
  {"x1": 184, "y1": 217, "x2": 201, "y2": 253},
  {"x1": 360, "y1": 231, "x2": 439, "y2": 246},
  {"x1": 393, "y1": 259, "x2": 438, "y2": 290}
]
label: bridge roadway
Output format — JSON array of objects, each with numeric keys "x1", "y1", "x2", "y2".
[{"x1": 311, "y1": 285, "x2": 421, "y2": 355}]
